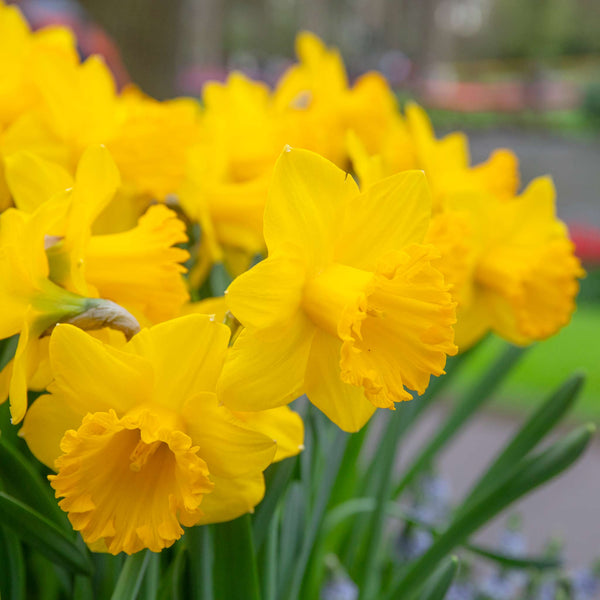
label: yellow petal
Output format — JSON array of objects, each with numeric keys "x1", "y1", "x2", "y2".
[
  {"x1": 181, "y1": 392, "x2": 276, "y2": 479},
  {"x1": 126, "y1": 314, "x2": 230, "y2": 406},
  {"x1": 20, "y1": 393, "x2": 82, "y2": 468},
  {"x1": 453, "y1": 296, "x2": 492, "y2": 351},
  {"x1": 194, "y1": 473, "x2": 265, "y2": 526},
  {"x1": 218, "y1": 315, "x2": 315, "y2": 411},
  {"x1": 226, "y1": 254, "x2": 306, "y2": 331},
  {"x1": 180, "y1": 297, "x2": 228, "y2": 322},
  {"x1": 304, "y1": 329, "x2": 375, "y2": 432},
  {"x1": 68, "y1": 145, "x2": 121, "y2": 231},
  {"x1": 470, "y1": 149, "x2": 520, "y2": 198},
  {"x1": 48, "y1": 323, "x2": 153, "y2": 417},
  {"x1": 8, "y1": 316, "x2": 32, "y2": 424},
  {"x1": 84, "y1": 204, "x2": 189, "y2": 323},
  {"x1": 346, "y1": 129, "x2": 385, "y2": 189},
  {"x1": 335, "y1": 170, "x2": 432, "y2": 271},
  {"x1": 263, "y1": 148, "x2": 358, "y2": 270},
  {"x1": 233, "y1": 406, "x2": 304, "y2": 462},
  {"x1": 4, "y1": 152, "x2": 73, "y2": 213}
]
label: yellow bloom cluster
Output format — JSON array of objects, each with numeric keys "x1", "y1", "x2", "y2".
[{"x1": 0, "y1": 3, "x2": 582, "y2": 554}]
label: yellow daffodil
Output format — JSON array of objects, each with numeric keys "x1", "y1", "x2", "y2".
[
  {"x1": 180, "y1": 296, "x2": 304, "y2": 462},
  {"x1": 0, "y1": 203, "x2": 135, "y2": 423},
  {"x1": 7, "y1": 145, "x2": 190, "y2": 324},
  {"x1": 348, "y1": 102, "x2": 520, "y2": 212},
  {"x1": 15, "y1": 52, "x2": 199, "y2": 201},
  {"x1": 0, "y1": 0, "x2": 76, "y2": 211},
  {"x1": 218, "y1": 148, "x2": 457, "y2": 432},
  {"x1": 178, "y1": 72, "x2": 287, "y2": 275},
  {"x1": 274, "y1": 32, "x2": 349, "y2": 166},
  {"x1": 21, "y1": 314, "x2": 303, "y2": 554},
  {"x1": 0, "y1": 0, "x2": 77, "y2": 128},
  {"x1": 431, "y1": 177, "x2": 583, "y2": 349},
  {"x1": 403, "y1": 103, "x2": 520, "y2": 208}
]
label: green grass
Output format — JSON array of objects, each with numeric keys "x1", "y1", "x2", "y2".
[{"x1": 449, "y1": 304, "x2": 600, "y2": 423}]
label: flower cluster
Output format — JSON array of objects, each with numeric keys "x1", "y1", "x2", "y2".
[{"x1": 0, "y1": 2, "x2": 582, "y2": 555}]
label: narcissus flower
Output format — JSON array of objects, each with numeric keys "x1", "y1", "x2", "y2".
[
  {"x1": 218, "y1": 148, "x2": 457, "y2": 432},
  {"x1": 349, "y1": 102, "x2": 520, "y2": 212},
  {"x1": 431, "y1": 177, "x2": 584, "y2": 349},
  {"x1": 6, "y1": 145, "x2": 190, "y2": 324},
  {"x1": 21, "y1": 314, "x2": 303, "y2": 554},
  {"x1": 0, "y1": 205, "x2": 132, "y2": 423},
  {"x1": 17, "y1": 51, "x2": 198, "y2": 200},
  {"x1": 0, "y1": 0, "x2": 77, "y2": 127}
]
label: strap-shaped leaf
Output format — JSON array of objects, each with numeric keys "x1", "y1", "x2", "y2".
[
  {"x1": 158, "y1": 545, "x2": 187, "y2": 600},
  {"x1": 213, "y1": 514, "x2": 261, "y2": 600},
  {"x1": 460, "y1": 373, "x2": 585, "y2": 513},
  {"x1": 418, "y1": 556, "x2": 459, "y2": 600},
  {"x1": 284, "y1": 428, "x2": 349, "y2": 600},
  {"x1": 185, "y1": 526, "x2": 213, "y2": 600},
  {"x1": 385, "y1": 423, "x2": 594, "y2": 599},
  {"x1": 0, "y1": 524, "x2": 25, "y2": 600},
  {"x1": 110, "y1": 550, "x2": 151, "y2": 600},
  {"x1": 0, "y1": 437, "x2": 68, "y2": 528},
  {"x1": 393, "y1": 344, "x2": 527, "y2": 498},
  {"x1": 253, "y1": 456, "x2": 297, "y2": 550},
  {"x1": 0, "y1": 492, "x2": 92, "y2": 575},
  {"x1": 323, "y1": 498, "x2": 561, "y2": 571}
]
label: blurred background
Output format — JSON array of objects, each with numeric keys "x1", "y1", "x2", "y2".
[{"x1": 8, "y1": 0, "x2": 600, "y2": 570}]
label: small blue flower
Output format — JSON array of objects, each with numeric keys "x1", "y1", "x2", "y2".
[
  {"x1": 320, "y1": 578, "x2": 359, "y2": 600},
  {"x1": 571, "y1": 567, "x2": 600, "y2": 600},
  {"x1": 446, "y1": 581, "x2": 476, "y2": 600}
]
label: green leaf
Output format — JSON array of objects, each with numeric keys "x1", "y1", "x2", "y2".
[
  {"x1": 185, "y1": 526, "x2": 213, "y2": 600},
  {"x1": 92, "y1": 554, "x2": 125, "y2": 600},
  {"x1": 158, "y1": 546, "x2": 187, "y2": 600},
  {"x1": 253, "y1": 456, "x2": 297, "y2": 550},
  {"x1": 0, "y1": 335, "x2": 18, "y2": 372},
  {"x1": 358, "y1": 410, "x2": 406, "y2": 599},
  {"x1": 0, "y1": 524, "x2": 26, "y2": 600},
  {"x1": 0, "y1": 492, "x2": 92, "y2": 575},
  {"x1": 110, "y1": 550, "x2": 151, "y2": 600},
  {"x1": 212, "y1": 514, "x2": 261, "y2": 600},
  {"x1": 459, "y1": 373, "x2": 585, "y2": 513},
  {"x1": 278, "y1": 482, "x2": 306, "y2": 592},
  {"x1": 139, "y1": 552, "x2": 160, "y2": 600},
  {"x1": 209, "y1": 263, "x2": 232, "y2": 296},
  {"x1": 260, "y1": 510, "x2": 280, "y2": 600},
  {"x1": 0, "y1": 437, "x2": 68, "y2": 528},
  {"x1": 465, "y1": 541, "x2": 561, "y2": 570},
  {"x1": 284, "y1": 428, "x2": 349, "y2": 600},
  {"x1": 73, "y1": 575, "x2": 94, "y2": 600},
  {"x1": 393, "y1": 344, "x2": 527, "y2": 498},
  {"x1": 418, "y1": 555, "x2": 459, "y2": 600},
  {"x1": 385, "y1": 423, "x2": 595, "y2": 599}
]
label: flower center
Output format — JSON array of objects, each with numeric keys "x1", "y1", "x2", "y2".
[
  {"x1": 129, "y1": 438, "x2": 162, "y2": 472},
  {"x1": 302, "y1": 263, "x2": 372, "y2": 338}
]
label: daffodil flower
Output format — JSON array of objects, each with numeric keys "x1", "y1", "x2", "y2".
[
  {"x1": 218, "y1": 148, "x2": 457, "y2": 432},
  {"x1": 0, "y1": 205, "x2": 135, "y2": 423},
  {"x1": 348, "y1": 102, "x2": 520, "y2": 212},
  {"x1": 7, "y1": 145, "x2": 190, "y2": 324},
  {"x1": 21, "y1": 314, "x2": 303, "y2": 554},
  {"x1": 432, "y1": 177, "x2": 584, "y2": 349}
]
